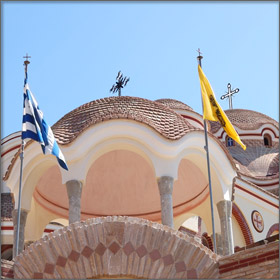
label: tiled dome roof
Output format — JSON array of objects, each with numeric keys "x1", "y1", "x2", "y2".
[
  {"x1": 210, "y1": 109, "x2": 279, "y2": 133},
  {"x1": 229, "y1": 146, "x2": 279, "y2": 180},
  {"x1": 52, "y1": 96, "x2": 198, "y2": 144},
  {"x1": 155, "y1": 98, "x2": 194, "y2": 112}
]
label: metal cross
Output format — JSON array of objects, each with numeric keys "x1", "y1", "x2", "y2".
[
  {"x1": 220, "y1": 83, "x2": 239, "y2": 109},
  {"x1": 110, "y1": 71, "x2": 130, "y2": 97},
  {"x1": 23, "y1": 53, "x2": 31, "y2": 62}
]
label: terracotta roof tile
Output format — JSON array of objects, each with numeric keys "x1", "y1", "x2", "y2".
[
  {"x1": 52, "y1": 96, "x2": 198, "y2": 145},
  {"x1": 155, "y1": 98, "x2": 194, "y2": 111},
  {"x1": 229, "y1": 146, "x2": 279, "y2": 179},
  {"x1": 209, "y1": 109, "x2": 279, "y2": 133}
]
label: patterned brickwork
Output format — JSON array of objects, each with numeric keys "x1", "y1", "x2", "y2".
[
  {"x1": 219, "y1": 240, "x2": 279, "y2": 279},
  {"x1": 1, "y1": 193, "x2": 14, "y2": 220},
  {"x1": 232, "y1": 203, "x2": 254, "y2": 246},
  {"x1": 13, "y1": 216, "x2": 220, "y2": 279}
]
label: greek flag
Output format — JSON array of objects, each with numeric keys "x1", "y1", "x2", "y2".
[{"x1": 22, "y1": 73, "x2": 68, "y2": 170}]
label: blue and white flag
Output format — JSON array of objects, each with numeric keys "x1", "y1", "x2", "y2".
[{"x1": 22, "y1": 73, "x2": 68, "y2": 170}]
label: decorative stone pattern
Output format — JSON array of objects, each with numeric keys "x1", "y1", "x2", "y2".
[
  {"x1": 1, "y1": 193, "x2": 14, "y2": 220},
  {"x1": 13, "y1": 216, "x2": 219, "y2": 279},
  {"x1": 219, "y1": 239, "x2": 279, "y2": 279}
]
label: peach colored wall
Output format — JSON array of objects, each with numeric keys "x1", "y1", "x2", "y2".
[{"x1": 35, "y1": 150, "x2": 207, "y2": 222}]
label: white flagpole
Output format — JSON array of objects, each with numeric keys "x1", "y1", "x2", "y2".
[
  {"x1": 14, "y1": 57, "x2": 30, "y2": 257},
  {"x1": 14, "y1": 140, "x2": 25, "y2": 256},
  {"x1": 197, "y1": 49, "x2": 217, "y2": 254}
]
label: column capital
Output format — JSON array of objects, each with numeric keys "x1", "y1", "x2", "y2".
[
  {"x1": 157, "y1": 176, "x2": 174, "y2": 195},
  {"x1": 217, "y1": 200, "x2": 232, "y2": 218},
  {"x1": 66, "y1": 179, "x2": 83, "y2": 197}
]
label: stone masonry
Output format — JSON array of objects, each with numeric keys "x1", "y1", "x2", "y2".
[{"x1": 13, "y1": 216, "x2": 219, "y2": 279}]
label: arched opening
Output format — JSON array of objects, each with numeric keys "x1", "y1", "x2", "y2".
[
  {"x1": 226, "y1": 136, "x2": 235, "y2": 147},
  {"x1": 178, "y1": 215, "x2": 213, "y2": 251},
  {"x1": 263, "y1": 133, "x2": 272, "y2": 147},
  {"x1": 42, "y1": 220, "x2": 65, "y2": 238},
  {"x1": 266, "y1": 223, "x2": 279, "y2": 238},
  {"x1": 1, "y1": 245, "x2": 13, "y2": 261}
]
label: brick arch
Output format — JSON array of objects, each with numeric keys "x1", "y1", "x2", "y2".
[
  {"x1": 14, "y1": 216, "x2": 219, "y2": 279},
  {"x1": 266, "y1": 223, "x2": 279, "y2": 238},
  {"x1": 232, "y1": 203, "x2": 254, "y2": 245}
]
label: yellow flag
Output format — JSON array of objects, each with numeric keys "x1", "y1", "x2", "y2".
[{"x1": 198, "y1": 65, "x2": 246, "y2": 150}]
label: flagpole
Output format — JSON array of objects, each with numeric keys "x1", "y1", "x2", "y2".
[
  {"x1": 14, "y1": 57, "x2": 30, "y2": 257},
  {"x1": 197, "y1": 50, "x2": 217, "y2": 254}
]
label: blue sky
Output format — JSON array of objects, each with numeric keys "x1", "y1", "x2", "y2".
[{"x1": 1, "y1": 1, "x2": 279, "y2": 139}]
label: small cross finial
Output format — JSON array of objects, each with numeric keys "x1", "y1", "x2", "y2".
[
  {"x1": 23, "y1": 53, "x2": 31, "y2": 72},
  {"x1": 196, "y1": 48, "x2": 203, "y2": 65},
  {"x1": 23, "y1": 53, "x2": 31, "y2": 64}
]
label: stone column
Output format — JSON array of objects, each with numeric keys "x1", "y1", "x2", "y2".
[
  {"x1": 66, "y1": 180, "x2": 83, "y2": 224},
  {"x1": 157, "y1": 176, "x2": 174, "y2": 228},
  {"x1": 216, "y1": 200, "x2": 234, "y2": 255},
  {"x1": 211, "y1": 233, "x2": 223, "y2": 255},
  {"x1": 12, "y1": 208, "x2": 28, "y2": 258}
]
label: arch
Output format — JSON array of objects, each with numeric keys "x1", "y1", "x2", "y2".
[
  {"x1": 232, "y1": 203, "x2": 254, "y2": 245},
  {"x1": 201, "y1": 232, "x2": 213, "y2": 251},
  {"x1": 226, "y1": 136, "x2": 235, "y2": 147},
  {"x1": 266, "y1": 223, "x2": 279, "y2": 238},
  {"x1": 263, "y1": 133, "x2": 272, "y2": 147},
  {"x1": 1, "y1": 245, "x2": 13, "y2": 261},
  {"x1": 14, "y1": 216, "x2": 219, "y2": 279}
]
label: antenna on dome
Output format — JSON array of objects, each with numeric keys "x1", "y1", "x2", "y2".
[{"x1": 110, "y1": 71, "x2": 130, "y2": 97}]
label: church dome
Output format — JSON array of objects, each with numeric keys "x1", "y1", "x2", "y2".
[
  {"x1": 210, "y1": 109, "x2": 279, "y2": 133},
  {"x1": 52, "y1": 96, "x2": 198, "y2": 144},
  {"x1": 230, "y1": 146, "x2": 279, "y2": 180},
  {"x1": 155, "y1": 98, "x2": 194, "y2": 111}
]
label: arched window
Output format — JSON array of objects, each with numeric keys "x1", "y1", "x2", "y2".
[
  {"x1": 263, "y1": 134, "x2": 272, "y2": 147},
  {"x1": 226, "y1": 136, "x2": 235, "y2": 147}
]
